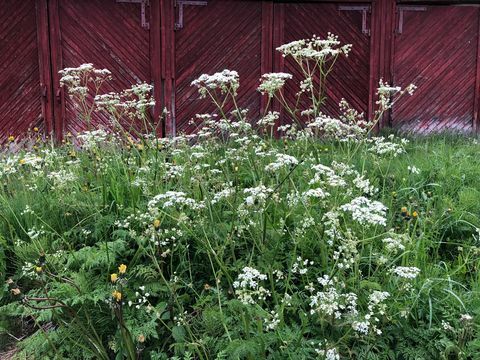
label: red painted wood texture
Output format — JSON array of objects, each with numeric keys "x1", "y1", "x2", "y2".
[
  {"x1": 275, "y1": 2, "x2": 371, "y2": 125},
  {"x1": 392, "y1": 6, "x2": 480, "y2": 134},
  {"x1": 173, "y1": 0, "x2": 263, "y2": 135},
  {"x1": 0, "y1": 0, "x2": 44, "y2": 137},
  {"x1": 51, "y1": 0, "x2": 153, "y2": 135},
  {"x1": 1, "y1": 0, "x2": 480, "y2": 138}
]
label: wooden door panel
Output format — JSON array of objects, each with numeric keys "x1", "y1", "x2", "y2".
[
  {"x1": 279, "y1": 3, "x2": 371, "y2": 124},
  {"x1": 55, "y1": 0, "x2": 152, "y2": 134},
  {"x1": 392, "y1": 6, "x2": 479, "y2": 133},
  {"x1": 0, "y1": 0, "x2": 43, "y2": 138},
  {"x1": 174, "y1": 0, "x2": 263, "y2": 135}
]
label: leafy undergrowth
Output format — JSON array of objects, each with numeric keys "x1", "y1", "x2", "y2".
[
  {"x1": 1, "y1": 34, "x2": 480, "y2": 359},
  {"x1": 0, "y1": 131, "x2": 479, "y2": 359}
]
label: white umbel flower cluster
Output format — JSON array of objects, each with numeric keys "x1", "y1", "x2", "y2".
[
  {"x1": 277, "y1": 33, "x2": 352, "y2": 60},
  {"x1": 243, "y1": 185, "x2": 274, "y2": 207},
  {"x1": 265, "y1": 153, "x2": 299, "y2": 172},
  {"x1": 59, "y1": 63, "x2": 112, "y2": 97},
  {"x1": 391, "y1": 266, "x2": 421, "y2": 279},
  {"x1": 257, "y1": 73, "x2": 293, "y2": 97},
  {"x1": 367, "y1": 136, "x2": 408, "y2": 157},
  {"x1": 340, "y1": 196, "x2": 387, "y2": 226},
  {"x1": 233, "y1": 267, "x2": 270, "y2": 305},
  {"x1": 148, "y1": 191, "x2": 205, "y2": 212},
  {"x1": 257, "y1": 111, "x2": 280, "y2": 127},
  {"x1": 77, "y1": 129, "x2": 109, "y2": 150},
  {"x1": 191, "y1": 69, "x2": 240, "y2": 98},
  {"x1": 95, "y1": 82, "x2": 155, "y2": 119}
]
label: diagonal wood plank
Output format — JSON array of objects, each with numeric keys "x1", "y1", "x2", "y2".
[
  {"x1": 58, "y1": 0, "x2": 152, "y2": 134},
  {"x1": 174, "y1": 0, "x2": 263, "y2": 135},
  {"x1": 0, "y1": 0, "x2": 42, "y2": 138},
  {"x1": 392, "y1": 6, "x2": 478, "y2": 134},
  {"x1": 281, "y1": 3, "x2": 371, "y2": 125}
]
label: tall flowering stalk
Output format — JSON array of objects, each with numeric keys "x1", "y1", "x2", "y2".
[{"x1": 59, "y1": 64, "x2": 112, "y2": 130}]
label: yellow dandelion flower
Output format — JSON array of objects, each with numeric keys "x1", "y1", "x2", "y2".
[
  {"x1": 8, "y1": 136, "x2": 15, "y2": 142},
  {"x1": 118, "y1": 264, "x2": 127, "y2": 274},
  {"x1": 19, "y1": 159, "x2": 26, "y2": 165},
  {"x1": 110, "y1": 273, "x2": 118, "y2": 283},
  {"x1": 401, "y1": 206, "x2": 408, "y2": 213},
  {"x1": 112, "y1": 290, "x2": 122, "y2": 302},
  {"x1": 33, "y1": 127, "x2": 39, "y2": 132},
  {"x1": 153, "y1": 219, "x2": 161, "y2": 229},
  {"x1": 35, "y1": 266, "x2": 43, "y2": 273},
  {"x1": 412, "y1": 211, "x2": 418, "y2": 218}
]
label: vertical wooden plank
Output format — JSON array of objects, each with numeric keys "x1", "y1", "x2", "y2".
[
  {"x1": 272, "y1": 2, "x2": 284, "y2": 127},
  {"x1": 384, "y1": 0, "x2": 396, "y2": 128},
  {"x1": 368, "y1": 0, "x2": 378, "y2": 126},
  {"x1": 473, "y1": 8, "x2": 480, "y2": 133},
  {"x1": 370, "y1": 0, "x2": 396, "y2": 130},
  {"x1": 161, "y1": 0, "x2": 175, "y2": 136},
  {"x1": 261, "y1": 1, "x2": 274, "y2": 115},
  {"x1": 150, "y1": 0, "x2": 164, "y2": 136},
  {"x1": 35, "y1": 0, "x2": 54, "y2": 135},
  {"x1": 48, "y1": 0, "x2": 65, "y2": 141}
]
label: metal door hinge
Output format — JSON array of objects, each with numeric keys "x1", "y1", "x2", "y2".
[
  {"x1": 175, "y1": 0, "x2": 207, "y2": 30},
  {"x1": 339, "y1": 5, "x2": 371, "y2": 36},
  {"x1": 396, "y1": 6, "x2": 427, "y2": 34},
  {"x1": 116, "y1": 0, "x2": 150, "y2": 29}
]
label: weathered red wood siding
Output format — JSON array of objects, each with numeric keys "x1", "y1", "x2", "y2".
[
  {"x1": 392, "y1": 5, "x2": 479, "y2": 134},
  {"x1": 50, "y1": 0, "x2": 152, "y2": 136},
  {"x1": 173, "y1": 0, "x2": 263, "y2": 135},
  {"x1": 0, "y1": 0, "x2": 45, "y2": 137},
  {"x1": 1, "y1": 0, "x2": 480, "y2": 138},
  {"x1": 275, "y1": 2, "x2": 371, "y2": 124}
]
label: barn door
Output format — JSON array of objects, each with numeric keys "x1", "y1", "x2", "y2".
[
  {"x1": 49, "y1": 0, "x2": 153, "y2": 136},
  {"x1": 0, "y1": 0, "x2": 52, "y2": 138},
  {"x1": 274, "y1": 2, "x2": 372, "y2": 124},
  {"x1": 392, "y1": 6, "x2": 480, "y2": 134},
  {"x1": 174, "y1": 0, "x2": 263, "y2": 135}
]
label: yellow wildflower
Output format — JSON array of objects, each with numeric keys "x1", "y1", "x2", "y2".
[
  {"x1": 110, "y1": 273, "x2": 118, "y2": 283},
  {"x1": 35, "y1": 266, "x2": 43, "y2": 273},
  {"x1": 8, "y1": 135, "x2": 15, "y2": 142},
  {"x1": 112, "y1": 290, "x2": 122, "y2": 302},
  {"x1": 19, "y1": 159, "x2": 26, "y2": 165},
  {"x1": 153, "y1": 219, "x2": 161, "y2": 229},
  {"x1": 118, "y1": 264, "x2": 127, "y2": 274},
  {"x1": 412, "y1": 211, "x2": 418, "y2": 218}
]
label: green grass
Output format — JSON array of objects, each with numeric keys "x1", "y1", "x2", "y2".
[{"x1": 0, "y1": 130, "x2": 479, "y2": 359}]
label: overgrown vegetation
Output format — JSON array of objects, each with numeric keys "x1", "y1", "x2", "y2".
[{"x1": 1, "y1": 35, "x2": 479, "y2": 359}]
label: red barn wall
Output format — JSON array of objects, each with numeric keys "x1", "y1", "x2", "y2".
[{"x1": 1, "y1": 0, "x2": 480, "y2": 139}]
